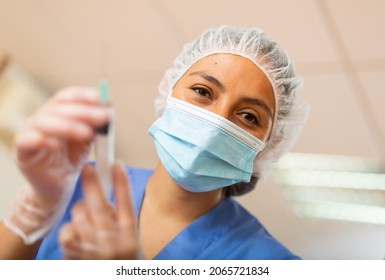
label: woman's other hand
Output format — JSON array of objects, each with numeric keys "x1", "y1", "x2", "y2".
[{"x1": 59, "y1": 163, "x2": 139, "y2": 259}]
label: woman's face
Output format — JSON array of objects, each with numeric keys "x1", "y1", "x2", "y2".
[{"x1": 172, "y1": 54, "x2": 275, "y2": 142}]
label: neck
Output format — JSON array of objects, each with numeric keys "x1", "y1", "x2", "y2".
[{"x1": 143, "y1": 163, "x2": 224, "y2": 223}]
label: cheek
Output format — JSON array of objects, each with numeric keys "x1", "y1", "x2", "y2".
[
  {"x1": 170, "y1": 85, "x2": 186, "y2": 100},
  {"x1": 261, "y1": 128, "x2": 272, "y2": 142},
  {"x1": 248, "y1": 130, "x2": 270, "y2": 143},
  {"x1": 260, "y1": 122, "x2": 274, "y2": 142},
  {"x1": 246, "y1": 118, "x2": 273, "y2": 142},
  {"x1": 170, "y1": 86, "x2": 197, "y2": 105}
]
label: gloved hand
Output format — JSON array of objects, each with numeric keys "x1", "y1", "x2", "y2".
[
  {"x1": 59, "y1": 163, "x2": 140, "y2": 260},
  {"x1": 3, "y1": 87, "x2": 109, "y2": 245}
]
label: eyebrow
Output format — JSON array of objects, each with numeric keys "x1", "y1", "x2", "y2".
[{"x1": 189, "y1": 71, "x2": 226, "y2": 92}]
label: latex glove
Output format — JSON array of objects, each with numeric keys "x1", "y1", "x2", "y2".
[
  {"x1": 4, "y1": 87, "x2": 109, "y2": 244},
  {"x1": 59, "y1": 163, "x2": 139, "y2": 260}
]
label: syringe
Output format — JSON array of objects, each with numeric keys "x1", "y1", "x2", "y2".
[{"x1": 95, "y1": 79, "x2": 115, "y2": 199}]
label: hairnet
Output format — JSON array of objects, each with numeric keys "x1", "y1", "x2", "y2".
[{"x1": 155, "y1": 25, "x2": 310, "y2": 195}]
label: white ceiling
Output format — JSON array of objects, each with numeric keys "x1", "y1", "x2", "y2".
[{"x1": 0, "y1": 0, "x2": 384, "y2": 259}]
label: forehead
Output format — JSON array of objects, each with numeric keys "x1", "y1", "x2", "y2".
[{"x1": 183, "y1": 53, "x2": 273, "y2": 90}]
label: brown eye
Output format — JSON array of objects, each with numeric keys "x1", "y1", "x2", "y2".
[
  {"x1": 241, "y1": 112, "x2": 260, "y2": 126},
  {"x1": 192, "y1": 87, "x2": 211, "y2": 98}
]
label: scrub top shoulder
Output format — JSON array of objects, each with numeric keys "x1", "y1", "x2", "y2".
[{"x1": 35, "y1": 166, "x2": 300, "y2": 260}]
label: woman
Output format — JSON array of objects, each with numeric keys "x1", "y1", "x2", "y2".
[{"x1": 0, "y1": 26, "x2": 309, "y2": 259}]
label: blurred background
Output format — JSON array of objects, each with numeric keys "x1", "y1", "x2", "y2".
[{"x1": 0, "y1": 0, "x2": 384, "y2": 259}]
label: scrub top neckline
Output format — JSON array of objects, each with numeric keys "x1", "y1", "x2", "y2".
[{"x1": 127, "y1": 167, "x2": 233, "y2": 260}]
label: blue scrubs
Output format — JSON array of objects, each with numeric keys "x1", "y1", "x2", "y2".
[{"x1": 35, "y1": 167, "x2": 300, "y2": 260}]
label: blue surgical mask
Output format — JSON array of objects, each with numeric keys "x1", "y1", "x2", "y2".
[{"x1": 148, "y1": 97, "x2": 265, "y2": 192}]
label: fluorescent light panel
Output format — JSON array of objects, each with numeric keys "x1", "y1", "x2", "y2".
[
  {"x1": 293, "y1": 201, "x2": 385, "y2": 225},
  {"x1": 275, "y1": 170, "x2": 385, "y2": 190},
  {"x1": 272, "y1": 153, "x2": 385, "y2": 225},
  {"x1": 274, "y1": 153, "x2": 384, "y2": 173}
]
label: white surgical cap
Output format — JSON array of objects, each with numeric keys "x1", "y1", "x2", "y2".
[{"x1": 155, "y1": 25, "x2": 310, "y2": 195}]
